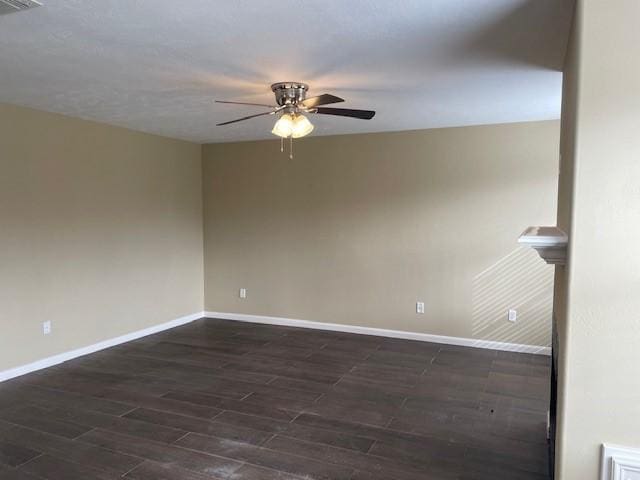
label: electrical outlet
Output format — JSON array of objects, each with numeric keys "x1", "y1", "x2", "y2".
[
  {"x1": 508, "y1": 309, "x2": 517, "y2": 322},
  {"x1": 416, "y1": 302, "x2": 425, "y2": 314},
  {"x1": 43, "y1": 321, "x2": 51, "y2": 335},
  {"x1": 239, "y1": 288, "x2": 247, "y2": 299}
]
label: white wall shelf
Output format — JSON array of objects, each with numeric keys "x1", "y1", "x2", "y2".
[{"x1": 518, "y1": 226, "x2": 568, "y2": 265}]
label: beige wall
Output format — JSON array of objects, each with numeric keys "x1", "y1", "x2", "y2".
[
  {"x1": 0, "y1": 102, "x2": 560, "y2": 374},
  {"x1": 552, "y1": 0, "x2": 579, "y2": 474},
  {"x1": 555, "y1": 1, "x2": 640, "y2": 478},
  {"x1": 0, "y1": 103, "x2": 204, "y2": 372},
  {"x1": 203, "y1": 121, "x2": 559, "y2": 347}
]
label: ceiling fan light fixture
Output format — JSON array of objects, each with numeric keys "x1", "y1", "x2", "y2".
[{"x1": 271, "y1": 113, "x2": 314, "y2": 139}]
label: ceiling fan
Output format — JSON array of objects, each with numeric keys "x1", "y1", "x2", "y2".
[{"x1": 216, "y1": 82, "x2": 376, "y2": 158}]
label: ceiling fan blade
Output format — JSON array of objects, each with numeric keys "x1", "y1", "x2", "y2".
[
  {"x1": 300, "y1": 94, "x2": 345, "y2": 108},
  {"x1": 216, "y1": 100, "x2": 276, "y2": 108},
  {"x1": 216, "y1": 110, "x2": 276, "y2": 126},
  {"x1": 313, "y1": 107, "x2": 376, "y2": 120}
]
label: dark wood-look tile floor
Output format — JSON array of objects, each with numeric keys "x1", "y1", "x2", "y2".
[{"x1": 0, "y1": 318, "x2": 551, "y2": 480}]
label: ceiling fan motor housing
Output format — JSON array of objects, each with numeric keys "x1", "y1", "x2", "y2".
[{"x1": 271, "y1": 82, "x2": 308, "y2": 107}]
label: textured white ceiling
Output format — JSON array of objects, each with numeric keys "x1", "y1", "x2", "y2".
[{"x1": 0, "y1": 0, "x2": 574, "y2": 143}]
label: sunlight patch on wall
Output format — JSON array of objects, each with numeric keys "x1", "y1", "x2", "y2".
[{"x1": 472, "y1": 247, "x2": 553, "y2": 348}]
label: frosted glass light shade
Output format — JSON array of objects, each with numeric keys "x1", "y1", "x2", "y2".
[
  {"x1": 291, "y1": 114, "x2": 314, "y2": 138},
  {"x1": 271, "y1": 113, "x2": 294, "y2": 137}
]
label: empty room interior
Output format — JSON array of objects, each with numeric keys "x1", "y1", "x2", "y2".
[{"x1": 1, "y1": 1, "x2": 639, "y2": 479}]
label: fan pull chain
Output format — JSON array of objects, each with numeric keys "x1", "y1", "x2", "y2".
[
  {"x1": 289, "y1": 136, "x2": 293, "y2": 159},
  {"x1": 280, "y1": 136, "x2": 284, "y2": 153}
]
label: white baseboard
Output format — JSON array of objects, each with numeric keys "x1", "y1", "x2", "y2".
[
  {"x1": 0, "y1": 311, "x2": 205, "y2": 383},
  {"x1": 205, "y1": 311, "x2": 551, "y2": 356},
  {"x1": 0, "y1": 309, "x2": 549, "y2": 384}
]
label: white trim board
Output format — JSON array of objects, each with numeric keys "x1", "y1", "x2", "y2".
[
  {"x1": 0, "y1": 311, "x2": 205, "y2": 383},
  {"x1": 601, "y1": 444, "x2": 640, "y2": 480},
  {"x1": 205, "y1": 311, "x2": 551, "y2": 356}
]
